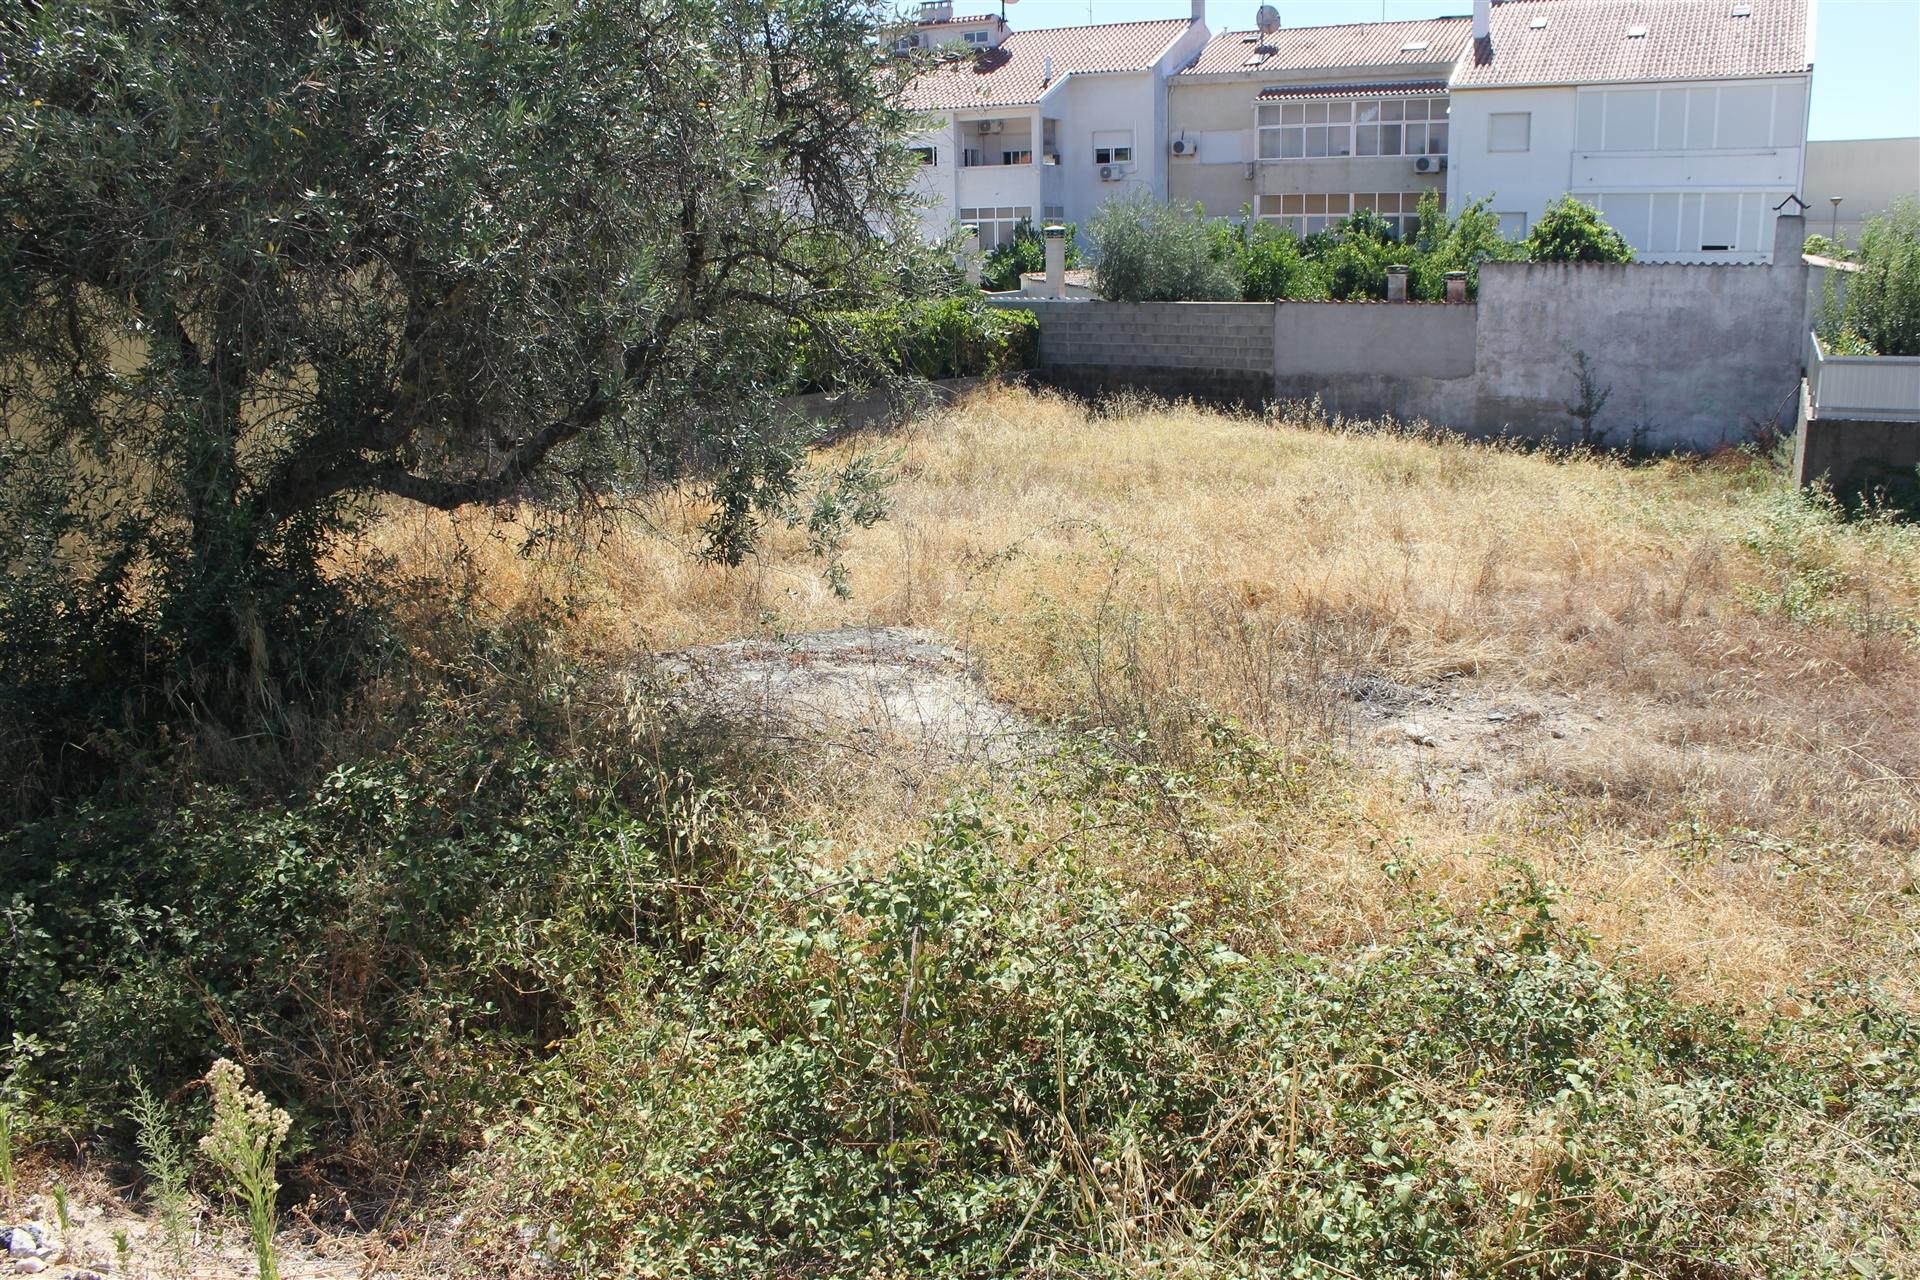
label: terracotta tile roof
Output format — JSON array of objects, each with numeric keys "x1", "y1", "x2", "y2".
[
  {"x1": 1451, "y1": 0, "x2": 1810, "y2": 88},
  {"x1": 1177, "y1": 16, "x2": 1471, "y2": 78},
  {"x1": 1255, "y1": 79, "x2": 1450, "y2": 100},
  {"x1": 900, "y1": 19, "x2": 1194, "y2": 111}
]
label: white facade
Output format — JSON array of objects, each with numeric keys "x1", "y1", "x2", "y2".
[
  {"x1": 904, "y1": 20, "x2": 1209, "y2": 246},
  {"x1": 1449, "y1": 77, "x2": 1810, "y2": 261}
]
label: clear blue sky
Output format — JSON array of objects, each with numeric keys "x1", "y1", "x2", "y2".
[{"x1": 987, "y1": 0, "x2": 1919, "y2": 140}]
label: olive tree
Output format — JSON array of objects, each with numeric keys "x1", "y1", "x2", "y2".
[{"x1": 0, "y1": 0, "x2": 921, "y2": 771}]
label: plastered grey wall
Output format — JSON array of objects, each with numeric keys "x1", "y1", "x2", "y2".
[
  {"x1": 1473, "y1": 258, "x2": 1808, "y2": 447},
  {"x1": 1275, "y1": 302, "x2": 1476, "y2": 378}
]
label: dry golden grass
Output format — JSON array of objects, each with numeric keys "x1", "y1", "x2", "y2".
[{"x1": 364, "y1": 385, "x2": 1920, "y2": 1010}]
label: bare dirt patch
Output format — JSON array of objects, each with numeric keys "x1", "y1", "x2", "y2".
[
  {"x1": 1339, "y1": 672, "x2": 1611, "y2": 809},
  {"x1": 655, "y1": 626, "x2": 1043, "y2": 776}
]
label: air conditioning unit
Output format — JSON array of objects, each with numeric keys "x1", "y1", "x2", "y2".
[
  {"x1": 1171, "y1": 136, "x2": 1198, "y2": 157},
  {"x1": 973, "y1": 119, "x2": 1002, "y2": 135},
  {"x1": 1413, "y1": 155, "x2": 1449, "y2": 173},
  {"x1": 1099, "y1": 164, "x2": 1119, "y2": 182}
]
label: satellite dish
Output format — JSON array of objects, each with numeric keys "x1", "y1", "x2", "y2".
[{"x1": 1255, "y1": 4, "x2": 1281, "y2": 36}]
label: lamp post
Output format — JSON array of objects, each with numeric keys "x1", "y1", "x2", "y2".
[{"x1": 1828, "y1": 196, "x2": 1843, "y2": 244}]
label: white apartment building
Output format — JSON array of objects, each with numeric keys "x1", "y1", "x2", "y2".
[
  {"x1": 1447, "y1": 0, "x2": 1816, "y2": 261},
  {"x1": 897, "y1": 1, "x2": 1210, "y2": 247}
]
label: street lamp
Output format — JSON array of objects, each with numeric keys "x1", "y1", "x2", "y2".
[{"x1": 1828, "y1": 196, "x2": 1843, "y2": 244}]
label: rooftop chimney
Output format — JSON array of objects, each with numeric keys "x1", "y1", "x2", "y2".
[
  {"x1": 1043, "y1": 54, "x2": 1053, "y2": 86},
  {"x1": 1473, "y1": 0, "x2": 1492, "y2": 42},
  {"x1": 1191, "y1": 0, "x2": 1205, "y2": 20}
]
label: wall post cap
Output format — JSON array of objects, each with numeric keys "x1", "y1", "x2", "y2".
[
  {"x1": 1386, "y1": 264, "x2": 1411, "y2": 274},
  {"x1": 1042, "y1": 224, "x2": 1068, "y2": 238},
  {"x1": 1443, "y1": 270, "x2": 1468, "y2": 280}
]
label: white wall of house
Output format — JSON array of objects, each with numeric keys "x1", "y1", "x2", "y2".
[
  {"x1": 1449, "y1": 75, "x2": 1810, "y2": 262},
  {"x1": 906, "y1": 20, "x2": 1207, "y2": 246}
]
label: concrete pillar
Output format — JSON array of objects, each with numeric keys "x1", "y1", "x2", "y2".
[
  {"x1": 1444, "y1": 270, "x2": 1468, "y2": 304},
  {"x1": 1386, "y1": 265, "x2": 1410, "y2": 303},
  {"x1": 1773, "y1": 212, "x2": 1806, "y2": 267},
  {"x1": 961, "y1": 226, "x2": 981, "y2": 288},
  {"x1": 1043, "y1": 225, "x2": 1067, "y2": 298}
]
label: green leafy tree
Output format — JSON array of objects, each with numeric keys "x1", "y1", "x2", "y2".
[
  {"x1": 0, "y1": 0, "x2": 919, "y2": 778},
  {"x1": 1824, "y1": 198, "x2": 1920, "y2": 356},
  {"x1": 1524, "y1": 196, "x2": 1635, "y2": 263},
  {"x1": 1217, "y1": 212, "x2": 1326, "y2": 302},
  {"x1": 1312, "y1": 208, "x2": 1400, "y2": 300},
  {"x1": 1409, "y1": 192, "x2": 1519, "y2": 298},
  {"x1": 1087, "y1": 193, "x2": 1239, "y2": 303},
  {"x1": 979, "y1": 220, "x2": 1080, "y2": 292}
]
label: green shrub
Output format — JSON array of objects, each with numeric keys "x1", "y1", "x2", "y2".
[
  {"x1": 1408, "y1": 192, "x2": 1518, "y2": 299},
  {"x1": 1087, "y1": 192, "x2": 1241, "y2": 302},
  {"x1": 1803, "y1": 232, "x2": 1852, "y2": 260},
  {"x1": 0, "y1": 631, "x2": 739, "y2": 1183},
  {"x1": 979, "y1": 219, "x2": 1080, "y2": 292},
  {"x1": 791, "y1": 299, "x2": 1038, "y2": 393},
  {"x1": 1824, "y1": 198, "x2": 1920, "y2": 356},
  {"x1": 1216, "y1": 214, "x2": 1328, "y2": 301},
  {"x1": 488, "y1": 783, "x2": 1919, "y2": 1278},
  {"x1": 1524, "y1": 196, "x2": 1635, "y2": 263}
]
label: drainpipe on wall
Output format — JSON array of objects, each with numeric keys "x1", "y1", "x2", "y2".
[
  {"x1": 961, "y1": 226, "x2": 982, "y2": 288},
  {"x1": 1386, "y1": 264, "x2": 1410, "y2": 303},
  {"x1": 1043, "y1": 225, "x2": 1068, "y2": 298}
]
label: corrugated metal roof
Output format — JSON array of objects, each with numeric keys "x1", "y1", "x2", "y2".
[
  {"x1": 1178, "y1": 16, "x2": 1471, "y2": 78},
  {"x1": 1452, "y1": 0, "x2": 1810, "y2": 87},
  {"x1": 1256, "y1": 79, "x2": 1450, "y2": 100},
  {"x1": 901, "y1": 18, "x2": 1194, "y2": 111}
]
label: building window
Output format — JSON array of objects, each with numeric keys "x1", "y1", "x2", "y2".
[
  {"x1": 909, "y1": 146, "x2": 938, "y2": 166},
  {"x1": 958, "y1": 206, "x2": 1033, "y2": 251},
  {"x1": 1258, "y1": 96, "x2": 1448, "y2": 161},
  {"x1": 1488, "y1": 112, "x2": 1531, "y2": 153},
  {"x1": 1043, "y1": 204, "x2": 1065, "y2": 221},
  {"x1": 1256, "y1": 191, "x2": 1426, "y2": 239},
  {"x1": 964, "y1": 29, "x2": 990, "y2": 45},
  {"x1": 1496, "y1": 211, "x2": 1528, "y2": 239},
  {"x1": 1093, "y1": 130, "x2": 1134, "y2": 166},
  {"x1": 1000, "y1": 148, "x2": 1032, "y2": 165}
]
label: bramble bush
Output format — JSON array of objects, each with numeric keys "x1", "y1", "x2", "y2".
[
  {"x1": 0, "y1": 616, "x2": 741, "y2": 1185},
  {"x1": 479, "y1": 734, "x2": 1920, "y2": 1278}
]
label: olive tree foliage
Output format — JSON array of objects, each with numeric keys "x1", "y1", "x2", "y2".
[{"x1": 0, "y1": 0, "x2": 922, "y2": 777}]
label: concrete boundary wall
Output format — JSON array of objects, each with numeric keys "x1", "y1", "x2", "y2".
[{"x1": 994, "y1": 216, "x2": 1814, "y2": 451}]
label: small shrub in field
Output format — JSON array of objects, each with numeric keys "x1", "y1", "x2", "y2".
[
  {"x1": 1088, "y1": 191, "x2": 1240, "y2": 302},
  {"x1": 1525, "y1": 195, "x2": 1635, "y2": 263},
  {"x1": 200, "y1": 1058, "x2": 290, "y2": 1280},
  {"x1": 130, "y1": 1078, "x2": 194, "y2": 1280}
]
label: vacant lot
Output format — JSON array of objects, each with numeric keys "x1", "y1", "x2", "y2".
[
  {"x1": 22, "y1": 387, "x2": 1915, "y2": 1279},
  {"x1": 381, "y1": 385, "x2": 1920, "y2": 1011}
]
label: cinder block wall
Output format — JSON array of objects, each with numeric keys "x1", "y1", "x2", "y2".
[{"x1": 992, "y1": 299, "x2": 1275, "y2": 404}]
